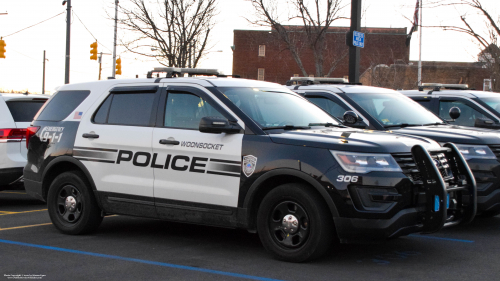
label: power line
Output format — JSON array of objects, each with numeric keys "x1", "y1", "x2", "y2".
[
  {"x1": 2, "y1": 11, "x2": 65, "y2": 38},
  {"x1": 73, "y1": 10, "x2": 112, "y2": 53}
]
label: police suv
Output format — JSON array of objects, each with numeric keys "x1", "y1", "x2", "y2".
[
  {"x1": 287, "y1": 77, "x2": 500, "y2": 217},
  {"x1": 25, "y1": 68, "x2": 475, "y2": 262},
  {"x1": 400, "y1": 83, "x2": 500, "y2": 130}
]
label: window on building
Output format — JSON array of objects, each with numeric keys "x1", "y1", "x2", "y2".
[
  {"x1": 258, "y1": 68, "x2": 265, "y2": 81},
  {"x1": 293, "y1": 74, "x2": 299, "y2": 77},
  {"x1": 258, "y1": 45, "x2": 266, "y2": 57},
  {"x1": 309, "y1": 74, "x2": 314, "y2": 77}
]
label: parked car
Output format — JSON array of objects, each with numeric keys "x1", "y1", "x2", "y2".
[
  {"x1": 400, "y1": 83, "x2": 500, "y2": 130},
  {"x1": 287, "y1": 77, "x2": 500, "y2": 217},
  {"x1": 0, "y1": 93, "x2": 48, "y2": 190},
  {"x1": 24, "y1": 69, "x2": 475, "y2": 262}
]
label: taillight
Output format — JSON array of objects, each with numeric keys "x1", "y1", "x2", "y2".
[
  {"x1": 0, "y1": 128, "x2": 27, "y2": 141},
  {"x1": 26, "y1": 126, "x2": 40, "y2": 149}
]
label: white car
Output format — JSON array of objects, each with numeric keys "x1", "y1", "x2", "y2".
[{"x1": 0, "y1": 93, "x2": 48, "y2": 189}]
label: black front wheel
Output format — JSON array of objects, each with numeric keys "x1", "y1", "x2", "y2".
[
  {"x1": 257, "y1": 183, "x2": 335, "y2": 262},
  {"x1": 47, "y1": 171, "x2": 102, "y2": 235}
]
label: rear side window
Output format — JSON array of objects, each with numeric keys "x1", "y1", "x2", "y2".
[
  {"x1": 6, "y1": 100, "x2": 47, "y2": 122},
  {"x1": 36, "y1": 91, "x2": 90, "y2": 121},
  {"x1": 93, "y1": 93, "x2": 155, "y2": 126}
]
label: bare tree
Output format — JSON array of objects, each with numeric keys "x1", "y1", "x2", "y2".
[
  {"x1": 118, "y1": 0, "x2": 217, "y2": 68},
  {"x1": 428, "y1": 0, "x2": 499, "y2": 90},
  {"x1": 247, "y1": 0, "x2": 348, "y2": 77}
]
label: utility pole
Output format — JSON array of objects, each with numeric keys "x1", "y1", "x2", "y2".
[
  {"x1": 63, "y1": 0, "x2": 71, "y2": 84},
  {"x1": 348, "y1": 0, "x2": 362, "y2": 84},
  {"x1": 417, "y1": 0, "x2": 423, "y2": 86},
  {"x1": 42, "y1": 50, "x2": 49, "y2": 94},
  {"x1": 98, "y1": 52, "x2": 102, "y2": 80},
  {"x1": 111, "y1": 0, "x2": 119, "y2": 78}
]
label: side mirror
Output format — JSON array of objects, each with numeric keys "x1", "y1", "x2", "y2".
[
  {"x1": 474, "y1": 117, "x2": 500, "y2": 129},
  {"x1": 449, "y1": 107, "x2": 461, "y2": 120},
  {"x1": 343, "y1": 111, "x2": 359, "y2": 125},
  {"x1": 199, "y1": 116, "x2": 243, "y2": 134}
]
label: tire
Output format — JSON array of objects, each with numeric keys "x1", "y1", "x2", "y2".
[
  {"x1": 257, "y1": 183, "x2": 335, "y2": 262},
  {"x1": 47, "y1": 171, "x2": 103, "y2": 235}
]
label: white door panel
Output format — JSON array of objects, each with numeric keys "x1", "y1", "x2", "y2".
[
  {"x1": 74, "y1": 125, "x2": 154, "y2": 197},
  {"x1": 152, "y1": 128, "x2": 243, "y2": 207}
]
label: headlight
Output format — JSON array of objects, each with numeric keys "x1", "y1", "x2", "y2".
[
  {"x1": 330, "y1": 150, "x2": 402, "y2": 173},
  {"x1": 455, "y1": 144, "x2": 496, "y2": 160}
]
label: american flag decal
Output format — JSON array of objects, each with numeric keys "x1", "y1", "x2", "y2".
[{"x1": 74, "y1": 111, "x2": 83, "y2": 119}]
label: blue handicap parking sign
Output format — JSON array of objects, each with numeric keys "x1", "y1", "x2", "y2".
[{"x1": 353, "y1": 31, "x2": 365, "y2": 48}]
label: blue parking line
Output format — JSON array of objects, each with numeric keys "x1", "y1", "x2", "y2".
[
  {"x1": 0, "y1": 239, "x2": 284, "y2": 281},
  {"x1": 408, "y1": 234, "x2": 474, "y2": 243}
]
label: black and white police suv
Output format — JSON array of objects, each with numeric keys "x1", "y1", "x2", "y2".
[
  {"x1": 400, "y1": 83, "x2": 500, "y2": 130},
  {"x1": 25, "y1": 68, "x2": 475, "y2": 262},
  {"x1": 287, "y1": 77, "x2": 500, "y2": 217}
]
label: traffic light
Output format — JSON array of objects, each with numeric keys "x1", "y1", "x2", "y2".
[
  {"x1": 0, "y1": 39, "x2": 6, "y2": 59},
  {"x1": 115, "y1": 58, "x2": 122, "y2": 75},
  {"x1": 90, "y1": 42, "x2": 98, "y2": 60}
]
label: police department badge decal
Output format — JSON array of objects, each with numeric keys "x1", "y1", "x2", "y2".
[{"x1": 242, "y1": 155, "x2": 258, "y2": 177}]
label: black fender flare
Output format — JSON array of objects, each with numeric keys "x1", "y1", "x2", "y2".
[
  {"x1": 42, "y1": 156, "x2": 103, "y2": 209},
  {"x1": 243, "y1": 168, "x2": 340, "y2": 218}
]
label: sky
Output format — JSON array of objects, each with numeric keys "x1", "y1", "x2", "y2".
[{"x1": 0, "y1": 0, "x2": 497, "y2": 94}]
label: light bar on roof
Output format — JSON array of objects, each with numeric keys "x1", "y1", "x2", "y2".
[{"x1": 290, "y1": 77, "x2": 349, "y2": 83}]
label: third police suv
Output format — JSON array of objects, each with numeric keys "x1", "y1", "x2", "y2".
[{"x1": 24, "y1": 68, "x2": 476, "y2": 262}]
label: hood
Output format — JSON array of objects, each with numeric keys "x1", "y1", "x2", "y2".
[
  {"x1": 269, "y1": 128, "x2": 441, "y2": 154},
  {"x1": 392, "y1": 125, "x2": 500, "y2": 145}
]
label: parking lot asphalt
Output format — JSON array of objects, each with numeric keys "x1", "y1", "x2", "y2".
[{"x1": 1, "y1": 190, "x2": 499, "y2": 281}]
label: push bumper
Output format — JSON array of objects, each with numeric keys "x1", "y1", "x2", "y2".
[{"x1": 335, "y1": 143, "x2": 476, "y2": 243}]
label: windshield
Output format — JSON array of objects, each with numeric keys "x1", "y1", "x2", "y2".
[
  {"x1": 345, "y1": 92, "x2": 443, "y2": 127},
  {"x1": 480, "y1": 97, "x2": 500, "y2": 114},
  {"x1": 217, "y1": 87, "x2": 339, "y2": 128}
]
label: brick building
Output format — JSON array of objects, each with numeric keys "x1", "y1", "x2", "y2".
[
  {"x1": 232, "y1": 26, "x2": 410, "y2": 84},
  {"x1": 360, "y1": 61, "x2": 491, "y2": 90}
]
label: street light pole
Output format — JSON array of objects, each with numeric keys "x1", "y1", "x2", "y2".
[
  {"x1": 64, "y1": 0, "x2": 71, "y2": 84},
  {"x1": 42, "y1": 50, "x2": 48, "y2": 94},
  {"x1": 111, "y1": 0, "x2": 118, "y2": 78}
]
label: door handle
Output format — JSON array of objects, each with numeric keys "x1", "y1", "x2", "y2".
[
  {"x1": 159, "y1": 139, "x2": 179, "y2": 145},
  {"x1": 82, "y1": 133, "x2": 99, "y2": 139}
]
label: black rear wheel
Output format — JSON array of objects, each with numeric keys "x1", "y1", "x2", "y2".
[
  {"x1": 257, "y1": 183, "x2": 335, "y2": 262},
  {"x1": 47, "y1": 171, "x2": 102, "y2": 234}
]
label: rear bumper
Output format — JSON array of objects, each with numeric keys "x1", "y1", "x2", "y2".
[{"x1": 0, "y1": 167, "x2": 23, "y2": 186}]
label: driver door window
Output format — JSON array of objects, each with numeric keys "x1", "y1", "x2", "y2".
[
  {"x1": 164, "y1": 92, "x2": 224, "y2": 129},
  {"x1": 439, "y1": 100, "x2": 486, "y2": 126},
  {"x1": 307, "y1": 97, "x2": 349, "y2": 120}
]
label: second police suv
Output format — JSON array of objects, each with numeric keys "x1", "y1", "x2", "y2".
[
  {"x1": 287, "y1": 77, "x2": 500, "y2": 218},
  {"x1": 24, "y1": 68, "x2": 476, "y2": 262}
]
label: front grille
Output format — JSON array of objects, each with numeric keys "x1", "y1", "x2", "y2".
[
  {"x1": 488, "y1": 145, "x2": 500, "y2": 160},
  {"x1": 392, "y1": 151, "x2": 454, "y2": 185}
]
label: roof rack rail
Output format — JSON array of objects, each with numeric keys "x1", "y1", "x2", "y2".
[
  {"x1": 418, "y1": 83, "x2": 469, "y2": 91},
  {"x1": 285, "y1": 77, "x2": 361, "y2": 86},
  {"x1": 147, "y1": 67, "x2": 240, "y2": 79}
]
